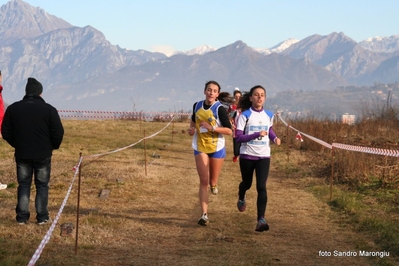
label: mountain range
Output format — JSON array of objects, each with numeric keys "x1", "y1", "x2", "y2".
[{"x1": 1, "y1": 0, "x2": 399, "y2": 117}]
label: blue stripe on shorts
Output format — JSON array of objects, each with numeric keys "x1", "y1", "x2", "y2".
[{"x1": 194, "y1": 147, "x2": 226, "y2": 158}]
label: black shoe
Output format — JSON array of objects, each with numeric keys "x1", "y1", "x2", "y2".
[
  {"x1": 255, "y1": 218, "x2": 269, "y2": 232},
  {"x1": 237, "y1": 199, "x2": 246, "y2": 212}
]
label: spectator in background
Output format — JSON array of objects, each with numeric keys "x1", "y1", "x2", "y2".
[
  {"x1": 0, "y1": 70, "x2": 8, "y2": 190},
  {"x1": 228, "y1": 88, "x2": 242, "y2": 162},
  {"x1": 1, "y1": 77, "x2": 64, "y2": 224},
  {"x1": 235, "y1": 85, "x2": 281, "y2": 232},
  {"x1": 188, "y1": 80, "x2": 232, "y2": 226}
]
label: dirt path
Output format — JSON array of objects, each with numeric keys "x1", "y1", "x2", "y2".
[
  {"x1": 262, "y1": 173, "x2": 375, "y2": 265},
  {"x1": 1, "y1": 123, "x2": 395, "y2": 265},
  {"x1": 109, "y1": 129, "x2": 396, "y2": 266},
  {"x1": 125, "y1": 137, "x2": 394, "y2": 266},
  {"x1": 190, "y1": 168, "x2": 384, "y2": 266}
]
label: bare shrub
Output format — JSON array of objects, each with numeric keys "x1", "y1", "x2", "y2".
[{"x1": 278, "y1": 102, "x2": 399, "y2": 189}]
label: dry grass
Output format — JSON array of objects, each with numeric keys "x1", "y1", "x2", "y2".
[
  {"x1": 279, "y1": 115, "x2": 399, "y2": 189},
  {"x1": 0, "y1": 119, "x2": 397, "y2": 265}
]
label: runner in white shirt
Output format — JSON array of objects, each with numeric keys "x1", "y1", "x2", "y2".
[{"x1": 235, "y1": 85, "x2": 281, "y2": 232}]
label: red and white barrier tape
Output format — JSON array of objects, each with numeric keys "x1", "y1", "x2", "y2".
[
  {"x1": 57, "y1": 110, "x2": 191, "y2": 119},
  {"x1": 28, "y1": 157, "x2": 83, "y2": 266},
  {"x1": 27, "y1": 116, "x2": 176, "y2": 265},
  {"x1": 332, "y1": 143, "x2": 399, "y2": 157},
  {"x1": 276, "y1": 113, "x2": 399, "y2": 157},
  {"x1": 277, "y1": 114, "x2": 332, "y2": 149},
  {"x1": 58, "y1": 110, "x2": 191, "y2": 115},
  {"x1": 83, "y1": 116, "x2": 175, "y2": 159}
]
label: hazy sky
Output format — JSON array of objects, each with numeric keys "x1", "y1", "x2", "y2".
[{"x1": 1, "y1": 0, "x2": 398, "y2": 55}]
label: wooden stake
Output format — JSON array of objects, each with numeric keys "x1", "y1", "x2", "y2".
[
  {"x1": 286, "y1": 124, "x2": 290, "y2": 162},
  {"x1": 144, "y1": 130, "x2": 147, "y2": 176},
  {"x1": 330, "y1": 147, "x2": 335, "y2": 201},
  {"x1": 75, "y1": 153, "x2": 82, "y2": 255}
]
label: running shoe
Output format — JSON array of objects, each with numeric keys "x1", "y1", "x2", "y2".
[
  {"x1": 237, "y1": 199, "x2": 246, "y2": 212},
  {"x1": 197, "y1": 213, "x2": 209, "y2": 226},
  {"x1": 210, "y1": 185, "x2": 218, "y2": 195},
  {"x1": 38, "y1": 218, "x2": 51, "y2": 225},
  {"x1": 255, "y1": 217, "x2": 269, "y2": 232},
  {"x1": 0, "y1": 183, "x2": 7, "y2": 190}
]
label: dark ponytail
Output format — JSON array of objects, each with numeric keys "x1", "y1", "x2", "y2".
[{"x1": 237, "y1": 85, "x2": 266, "y2": 111}]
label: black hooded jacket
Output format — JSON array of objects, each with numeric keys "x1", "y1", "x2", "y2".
[{"x1": 1, "y1": 95, "x2": 64, "y2": 159}]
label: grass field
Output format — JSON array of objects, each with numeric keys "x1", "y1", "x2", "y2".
[{"x1": 0, "y1": 119, "x2": 398, "y2": 266}]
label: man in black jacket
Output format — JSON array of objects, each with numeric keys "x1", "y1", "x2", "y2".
[{"x1": 1, "y1": 77, "x2": 64, "y2": 225}]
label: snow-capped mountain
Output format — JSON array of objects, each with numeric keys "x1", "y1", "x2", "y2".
[
  {"x1": 175, "y1": 35, "x2": 399, "y2": 57},
  {"x1": 253, "y1": 38, "x2": 299, "y2": 55},
  {"x1": 253, "y1": 47, "x2": 271, "y2": 55},
  {"x1": 270, "y1": 38, "x2": 300, "y2": 53},
  {"x1": 172, "y1": 45, "x2": 216, "y2": 56},
  {"x1": 358, "y1": 35, "x2": 399, "y2": 53},
  {"x1": 174, "y1": 38, "x2": 301, "y2": 57},
  {"x1": 184, "y1": 45, "x2": 216, "y2": 55},
  {"x1": 1, "y1": 0, "x2": 399, "y2": 114}
]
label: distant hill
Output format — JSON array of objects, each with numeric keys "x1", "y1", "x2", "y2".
[
  {"x1": 358, "y1": 35, "x2": 399, "y2": 53},
  {"x1": 268, "y1": 83, "x2": 399, "y2": 120},
  {"x1": 1, "y1": 0, "x2": 399, "y2": 115},
  {"x1": 281, "y1": 32, "x2": 399, "y2": 85}
]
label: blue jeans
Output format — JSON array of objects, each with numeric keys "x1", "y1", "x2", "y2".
[{"x1": 15, "y1": 157, "x2": 51, "y2": 223}]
